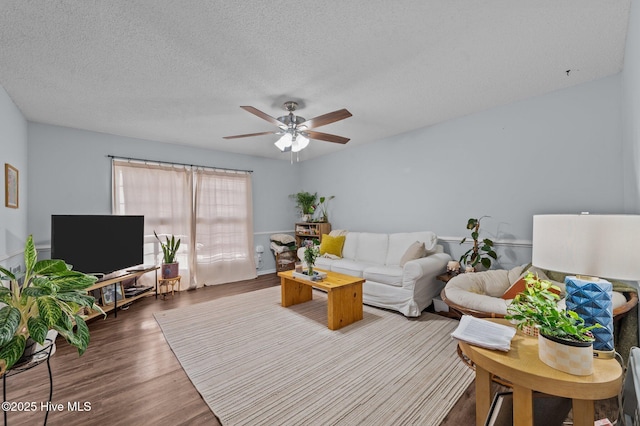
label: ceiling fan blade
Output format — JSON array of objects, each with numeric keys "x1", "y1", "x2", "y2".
[
  {"x1": 300, "y1": 109, "x2": 352, "y2": 129},
  {"x1": 240, "y1": 106, "x2": 282, "y2": 126},
  {"x1": 223, "y1": 131, "x2": 277, "y2": 139},
  {"x1": 305, "y1": 130, "x2": 350, "y2": 144}
]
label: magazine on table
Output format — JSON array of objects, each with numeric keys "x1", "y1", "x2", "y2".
[{"x1": 451, "y1": 315, "x2": 516, "y2": 352}]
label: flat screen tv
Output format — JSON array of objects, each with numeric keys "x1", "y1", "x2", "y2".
[{"x1": 51, "y1": 215, "x2": 144, "y2": 275}]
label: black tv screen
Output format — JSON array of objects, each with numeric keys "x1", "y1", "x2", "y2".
[{"x1": 51, "y1": 215, "x2": 144, "y2": 275}]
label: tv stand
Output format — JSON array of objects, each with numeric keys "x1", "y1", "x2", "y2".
[{"x1": 84, "y1": 266, "x2": 159, "y2": 320}]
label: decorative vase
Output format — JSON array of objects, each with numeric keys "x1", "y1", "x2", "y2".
[
  {"x1": 301, "y1": 214, "x2": 311, "y2": 222},
  {"x1": 162, "y1": 262, "x2": 179, "y2": 279},
  {"x1": 565, "y1": 276, "x2": 614, "y2": 352},
  {"x1": 307, "y1": 265, "x2": 314, "y2": 276},
  {"x1": 538, "y1": 333, "x2": 593, "y2": 376}
]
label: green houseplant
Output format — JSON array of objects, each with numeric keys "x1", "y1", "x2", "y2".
[
  {"x1": 459, "y1": 216, "x2": 497, "y2": 271},
  {"x1": 290, "y1": 191, "x2": 317, "y2": 221},
  {"x1": 505, "y1": 273, "x2": 600, "y2": 343},
  {"x1": 0, "y1": 235, "x2": 103, "y2": 376},
  {"x1": 303, "y1": 240, "x2": 320, "y2": 276},
  {"x1": 316, "y1": 195, "x2": 335, "y2": 222},
  {"x1": 505, "y1": 272, "x2": 601, "y2": 375},
  {"x1": 154, "y1": 231, "x2": 181, "y2": 279}
]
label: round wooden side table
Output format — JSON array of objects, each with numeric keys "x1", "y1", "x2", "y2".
[
  {"x1": 458, "y1": 319, "x2": 623, "y2": 426},
  {"x1": 158, "y1": 275, "x2": 181, "y2": 299}
]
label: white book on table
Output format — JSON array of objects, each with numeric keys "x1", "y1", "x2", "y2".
[{"x1": 451, "y1": 315, "x2": 516, "y2": 352}]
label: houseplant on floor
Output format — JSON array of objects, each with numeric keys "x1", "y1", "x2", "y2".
[
  {"x1": 505, "y1": 272, "x2": 601, "y2": 375},
  {"x1": 155, "y1": 231, "x2": 181, "y2": 279},
  {"x1": 459, "y1": 216, "x2": 497, "y2": 271},
  {"x1": 0, "y1": 235, "x2": 104, "y2": 375}
]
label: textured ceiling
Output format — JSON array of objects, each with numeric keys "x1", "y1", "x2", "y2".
[{"x1": 0, "y1": 1, "x2": 631, "y2": 161}]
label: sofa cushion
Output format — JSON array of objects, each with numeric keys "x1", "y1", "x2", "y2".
[
  {"x1": 330, "y1": 259, "x2": 369, "y2": 277},
  {"x1": 356, "y1": 233, "x2": 389, "y2": 264},
  {"x1": 314, "y1": 256, "x2": 336, "y2": 270},
  {"x1": 319, "y1": 234, "x2": 346, "y2": 257},
  {"x1": 342, "y1": 232, "x2": 360, "y2": 260},
  {"x1": 385, "y1": 232, "x2": 437, "y2": 266},
  {"x1": 363, "y1": 265, "x2": 403, "y2": 287}
]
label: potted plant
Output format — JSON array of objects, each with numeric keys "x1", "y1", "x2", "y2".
[
  {"x1": 505, "y1": 272, "x2": 601, "y2": 375},
  {"x1": 290, "y1": 191, "x2": 317, "y2": 222},
  {"x1": 303, "y1": 240, "x2": 320, "y2": 276},
  {"x1": 154, "y1": 231, "x2": 181, "y2": 278},
  {"x1": 316, "y1": 195, "x2": 335, "y2": 222},
  {"x1": 459, "y1": 216, "x2": 497, "y2": 271},
  {"x1": 0, "y1": 235, "x2": 104, "y2": 376}
]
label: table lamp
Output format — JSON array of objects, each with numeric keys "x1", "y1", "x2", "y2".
[{"x1": 532, "y1": 214, "x2": 640, "y2": 358}]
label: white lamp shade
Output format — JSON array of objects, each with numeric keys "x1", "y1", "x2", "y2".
[
  {"x1": 274, "y1": 133, "x2": 293, "y2": 151},
  {"x1": 532, "y1": 214, "x2": 640, "y2": 281},
  {"x1": 291, "y1": 134, "x2": 310, "y2": 153}
]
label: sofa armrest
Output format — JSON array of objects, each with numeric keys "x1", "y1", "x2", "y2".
[{"x1": 402, "y1": 252, "x2": 451, "y2": 288}]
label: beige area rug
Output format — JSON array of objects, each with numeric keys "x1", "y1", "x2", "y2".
[{"x1": 154, "y1": 286, "x2": 474, "y2": 425}]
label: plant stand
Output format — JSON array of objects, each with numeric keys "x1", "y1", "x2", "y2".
[
  {"x1": 3, "y1": 339, "x2": 55, "y2": 425},
  {"x1": 158, "y1": 276, "x2": 181, "y2": 299}
]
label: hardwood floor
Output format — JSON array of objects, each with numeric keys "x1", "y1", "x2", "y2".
[
  {"x1": 16, "y1": 272, "x2": 616, "y2": 426},
  {"x1": 4, "y1": 274, "x2": 279, "y2": 426}
]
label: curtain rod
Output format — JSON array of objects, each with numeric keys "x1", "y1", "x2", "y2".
[{"x1": 107, "y1": 155, "x2": 253, "y2": 173}]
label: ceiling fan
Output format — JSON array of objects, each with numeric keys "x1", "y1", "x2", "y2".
[{"x1": 224, "y1": 101, "x2": 352, "y2": 153}]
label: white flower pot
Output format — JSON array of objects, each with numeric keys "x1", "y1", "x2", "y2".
[{"x1": 538, "y1": 333, "x2": 593, "y2": 376}]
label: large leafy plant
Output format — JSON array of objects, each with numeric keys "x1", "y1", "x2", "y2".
[
  {"x1": 459, "y1": 216, "x2": 497, "y2": 269},
  {"x1": 154, "y1": 231, "x2": 181, "y2": 264},
  {"x1": 505, "y1": 273, "x2": 600, "y2": 343},
  {"x1": 290, "y1": 191, "x2": 318, "y2": 216},
  {"x1": 0, "y1": 235, "x2": 103, "y2": 375}
]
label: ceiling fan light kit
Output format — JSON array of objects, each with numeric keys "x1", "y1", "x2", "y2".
[{"x1": 224, "y1": 101, "x2": 352, "y2": 161}]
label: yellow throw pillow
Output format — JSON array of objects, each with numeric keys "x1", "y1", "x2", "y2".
[{"x1": 319, "y1": 234, "x2": 346, "y2": 257}]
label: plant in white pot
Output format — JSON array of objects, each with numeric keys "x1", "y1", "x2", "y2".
[
  {"x1": 0, "y1": 235, "x2": 104, "y2": 376},
  {"x1": 154, "y1": 231, "x2": 181, "y2": 279},
  {"x1": 290, "y1": 191, "x2": 317, "y2": 222},
  {"x1": 505, "y1": 273, "x2": 601, "y2": 375}
]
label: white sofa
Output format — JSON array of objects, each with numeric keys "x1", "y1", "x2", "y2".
[{"x1": 297, "y1": 231, "x2": 451, "y2": 317}]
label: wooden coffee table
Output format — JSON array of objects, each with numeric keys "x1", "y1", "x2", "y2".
[{"x1": 277, "y1": 269, "x2": 364, "y2": 330}]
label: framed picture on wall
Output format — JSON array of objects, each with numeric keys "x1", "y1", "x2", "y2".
[{"x1": 4, "y1": 163, "x2": 18, "y2": 208}]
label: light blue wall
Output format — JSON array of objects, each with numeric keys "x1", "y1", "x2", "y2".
[
  {"x1": 0, "y1": 85, "x2": 28, "y2": 265},
  {"x1": 299, "y1": 75, "x2": 624, "y2": 269},
  {"x1": 27, "y1": 123, "x2": 301, "y2": 272},
  {"x1": 623, "y1": 0, "x2": 640, "y2": 213}
]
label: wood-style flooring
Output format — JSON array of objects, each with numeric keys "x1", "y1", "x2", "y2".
[
  {"x1": 4, "y1": 272, "x2": 616, "y2": 425},
  {"x1": 4, "y1": 274, "x2": 279, "y2": 426}
]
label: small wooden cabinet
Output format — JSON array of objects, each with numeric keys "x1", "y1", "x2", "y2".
[{"x1": 294, "y1": 222, "x2": 331, "y2": 248}]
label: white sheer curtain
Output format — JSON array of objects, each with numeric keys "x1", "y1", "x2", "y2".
[
  {"x1": 193, "y1": 168, "x2": 255, "y2": 286},
  {"x1": 112, "y1": 159, "x2": 256, "y2": 289},
  {"x1": 112, "y1": 160, "x2": 192, "y2": 290}
]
